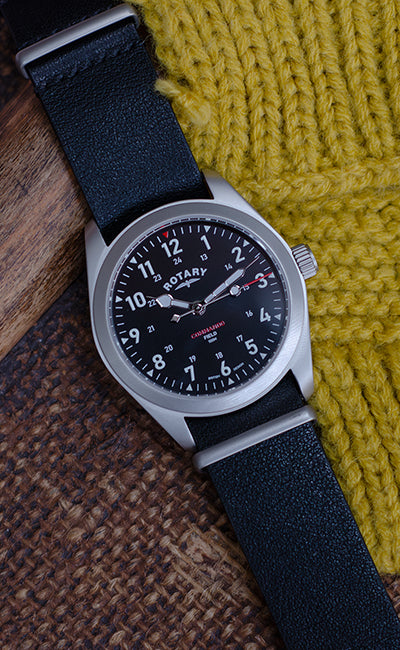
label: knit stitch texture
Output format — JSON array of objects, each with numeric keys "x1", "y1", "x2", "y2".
[{"x1": 131, "y1": 0, "x2": 400, "y2": 573}]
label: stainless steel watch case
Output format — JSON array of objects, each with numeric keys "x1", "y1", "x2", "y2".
[{"x1": 86, "y1": 172, "x2": 314, "y2": 449}]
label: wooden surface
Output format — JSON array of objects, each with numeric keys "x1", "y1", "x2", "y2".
[{"x1": 0, "y1": 84, "x2": 90, "y2": 361}]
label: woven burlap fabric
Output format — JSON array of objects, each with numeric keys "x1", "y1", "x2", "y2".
[{"x1": 0, "y1": 277, "x2": 288, "y2": 649}]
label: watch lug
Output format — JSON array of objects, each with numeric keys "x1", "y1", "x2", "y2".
[
  {"x1": 290, "y1": 311, "x2": 314, "y2": 401},
  {"x1": 85, "y1": 220, "x2": 108, "y2": 304},
  {"x1": 130, "y1": 393, "x2": 195, "y2": 450},
  {"x1": 204, "y1": 171, "x2": 264, "y2": 222}
]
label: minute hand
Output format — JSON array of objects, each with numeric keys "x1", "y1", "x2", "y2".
[{"x1": 203, "y1": 268, "x2": 245, "y2": 305}]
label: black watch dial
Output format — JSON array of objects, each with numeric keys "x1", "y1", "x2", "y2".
[{"x1": 110, "y1": 218, "x2": 288, "y2": 396}]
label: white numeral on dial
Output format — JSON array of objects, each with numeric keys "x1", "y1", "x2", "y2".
[
  {"x1": 255, "y1": 273, "x2": 269, "y2": 288},
  {"x1": 129, "y1": 328, "x2": 140, "y2": 343},
  {"x1": 125, "y1": 292, "x2": 147, "y2": 311},
  {"x1": 231, "y1": 246, "x2": 245, "y2": 264},
  {"x1": 221, "y1": 360, "x2": 232, "y2": 376},
  {"x1": 137, "y1": 260, "x2": 155, "y2": 279},
  {"x1": 161, "y1": 238, "x2": 182, "y2": 257},
  {"x1": 184, "y1": 364, "x2": 195, "y2": 382},
  {"x1": 201, "y1": 235, "x2": 211, "y2": 250},
  {"x1": 260, "y1": 307, "x2": 271, "y2": 322},
  {"x1": 245, "y1": 338, "x2": 258, "y2": 355},
  {"x1": 152, "y1": 354, "x2": 166, "y2": 370}
]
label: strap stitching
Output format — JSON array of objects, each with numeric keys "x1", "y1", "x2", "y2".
[{"x1": 32, "y1": 38, "x2": 138, "y2": 90}]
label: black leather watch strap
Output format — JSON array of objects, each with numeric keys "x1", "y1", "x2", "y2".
[
  {"x1": 1, "y1": 3, "x2": 209, "y2": 244},
  {"x1": 188, "y1": 375, "x2": 400, "y2": 650}
]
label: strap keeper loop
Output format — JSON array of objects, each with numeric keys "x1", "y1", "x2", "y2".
[
  {"x1": 193, "y1": 405, "x2": 316, "y2": 471},
  {"x1": 15, "y1": 4, "x2": 138, "y2": 78}
]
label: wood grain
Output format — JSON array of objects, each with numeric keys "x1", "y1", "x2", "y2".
[{"x1": 0, "y1": 84, "x2": 90, "y2": 361}]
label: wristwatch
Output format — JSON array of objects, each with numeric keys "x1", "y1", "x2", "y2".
[{"x1": 3, "y1": 1, "x2": 400, "y2": 648}]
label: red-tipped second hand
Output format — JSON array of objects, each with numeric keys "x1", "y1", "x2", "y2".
[{"x1": 242, "y1": 272, "x2": 272, "y2": 288}]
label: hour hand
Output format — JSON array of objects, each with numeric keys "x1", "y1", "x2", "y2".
[{"x1": 150, "y1": 294, "x2": 192, "y2": 310}]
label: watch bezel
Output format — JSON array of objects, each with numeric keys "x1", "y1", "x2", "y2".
[{"x1": 91, "y1": 200, "x2": 307, "y2": 416}]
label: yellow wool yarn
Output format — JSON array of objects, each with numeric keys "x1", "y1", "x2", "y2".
[{"x1": 130, "y1": 0, "x2": 400, "y2": 573}]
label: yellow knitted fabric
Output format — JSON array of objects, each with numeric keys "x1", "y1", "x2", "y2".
[{"x1": 130, "y1": 0, "x2": 400, "y2": 573}]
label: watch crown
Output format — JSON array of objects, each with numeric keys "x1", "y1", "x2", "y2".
[{"x1": 291, "y1": 244, "x2": 318, "y2": 280}]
